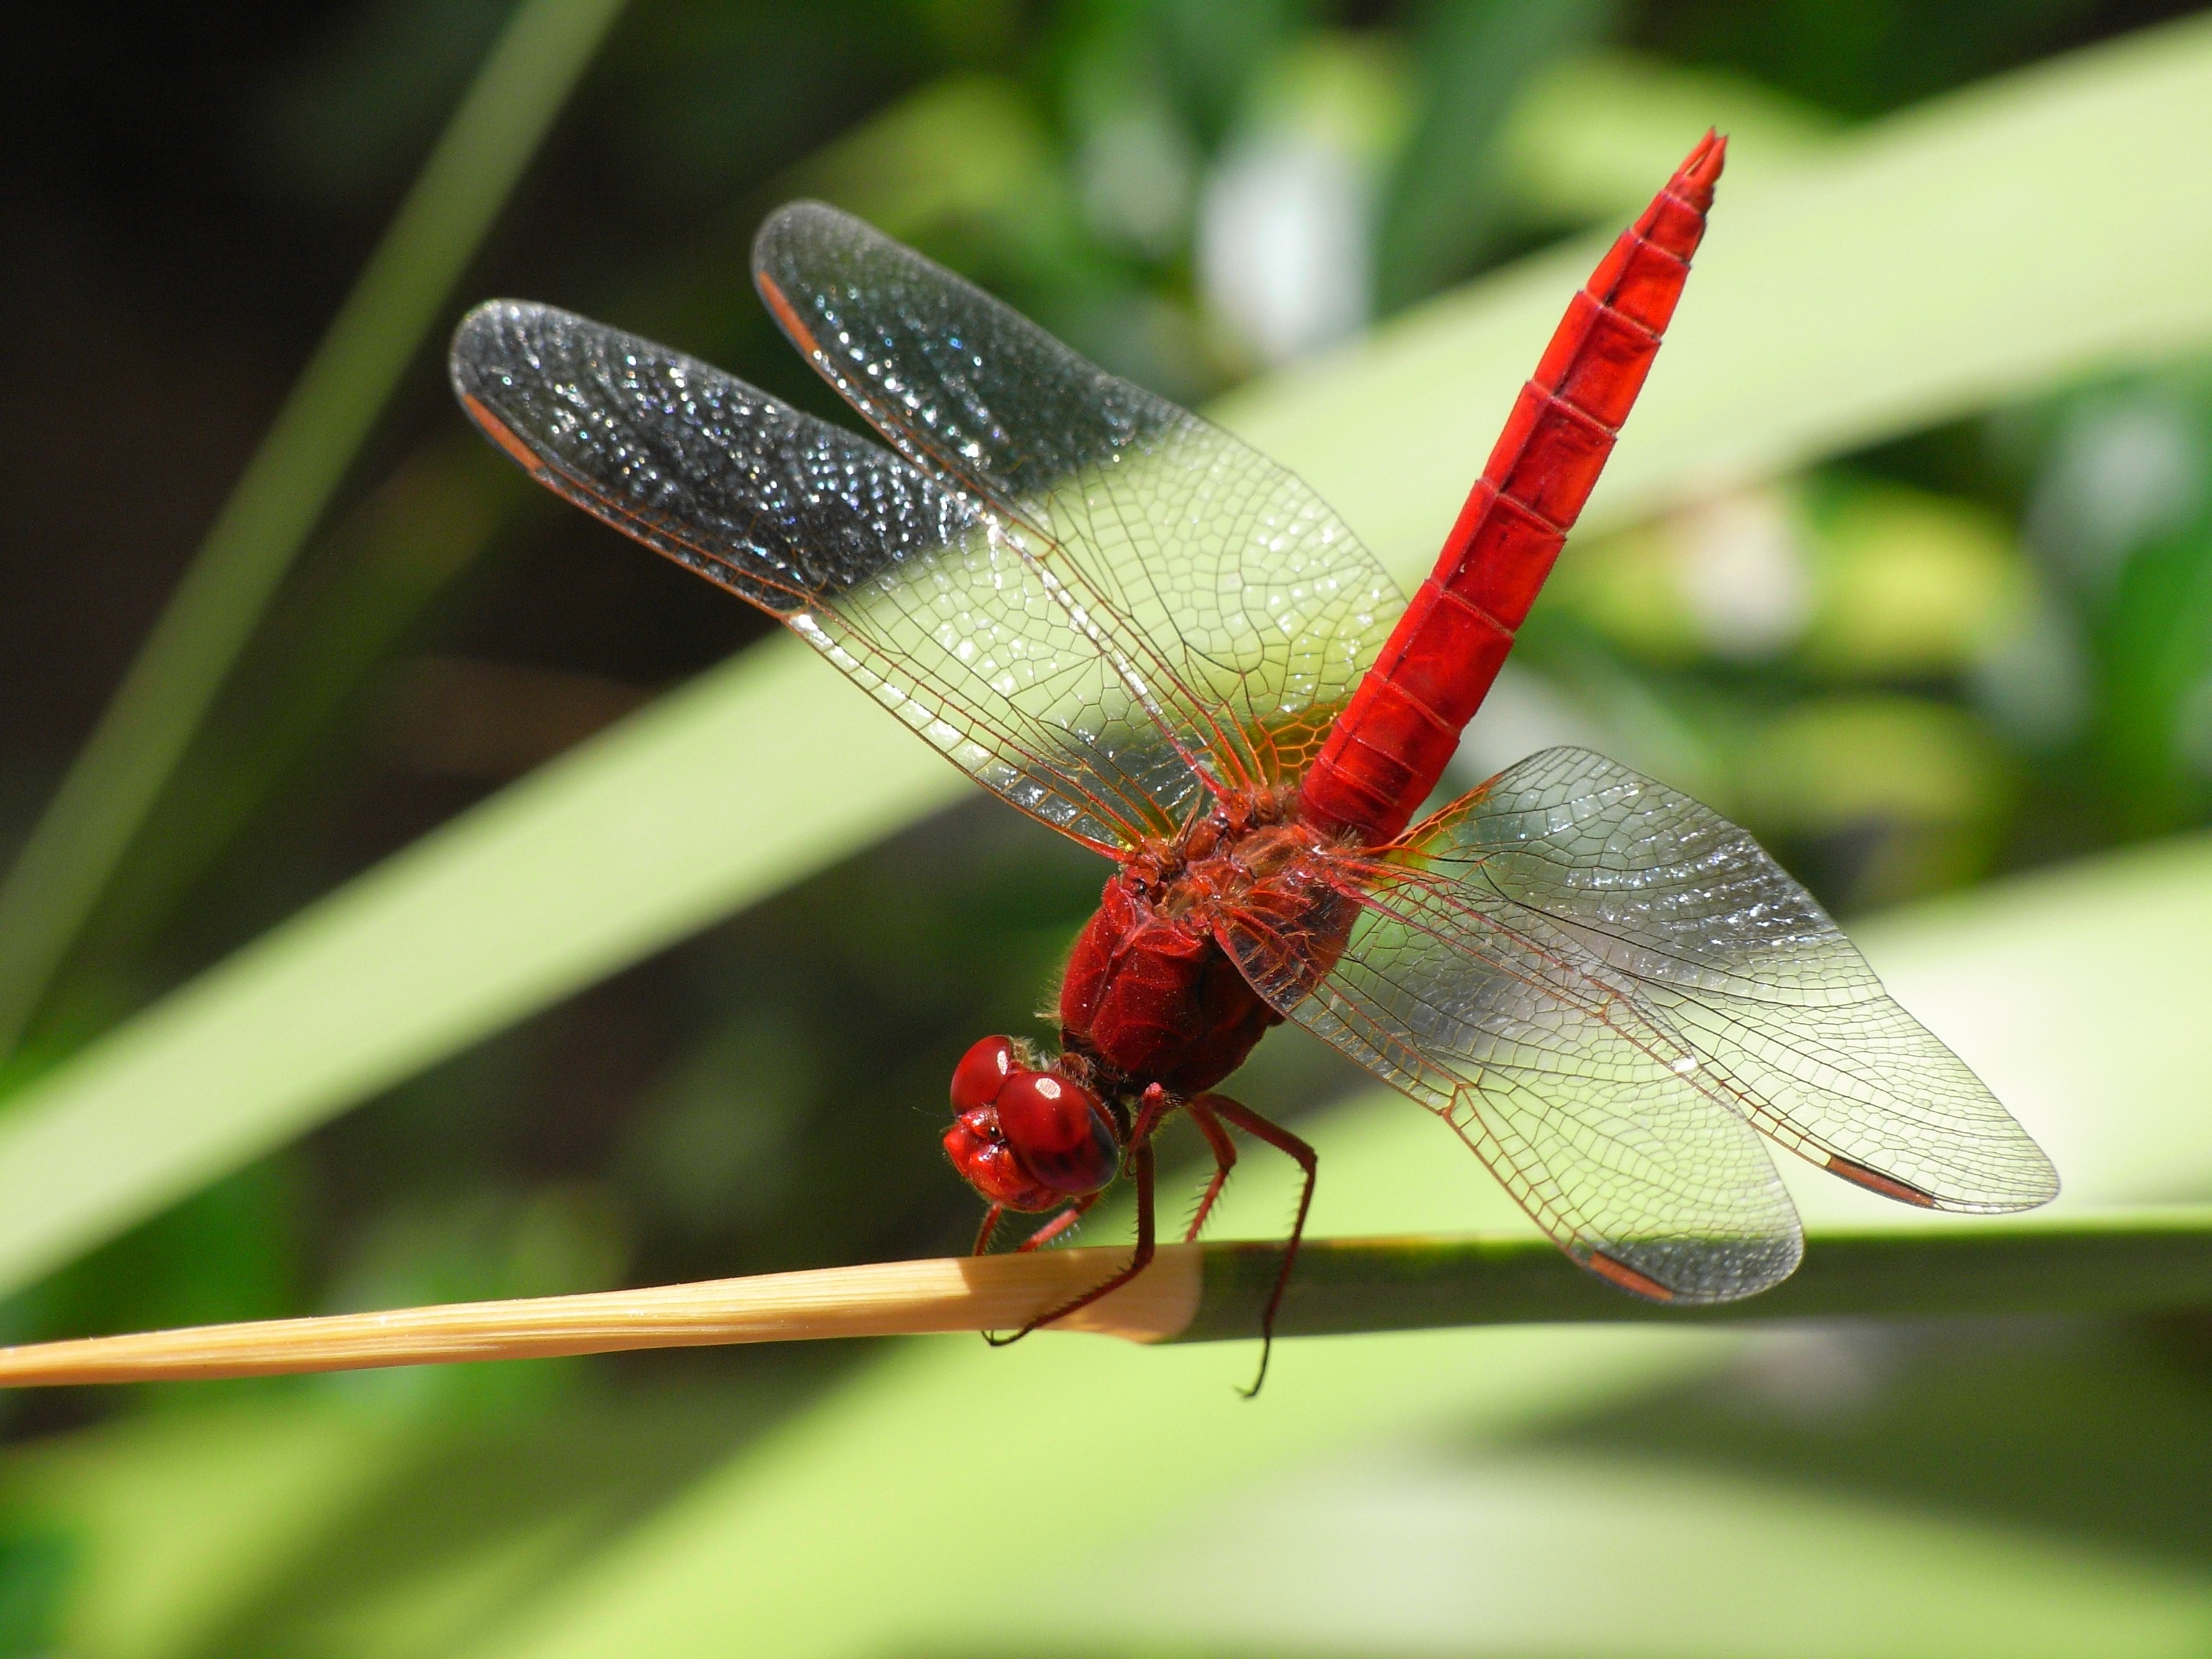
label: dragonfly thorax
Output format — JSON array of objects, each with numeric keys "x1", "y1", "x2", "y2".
[
  {"x1": 1053, "y1": 803, "x2": 1337, "y2": 1098},
  {"x1": 1120, "y1": 783, "x2": 1305, "y2": 893}
]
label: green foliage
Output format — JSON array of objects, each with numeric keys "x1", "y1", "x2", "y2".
[
  {"x1": 5, "y1": 3, "x2": 2212, "y2": 1654},
  {"x1": 0, "y1": 0, "x2": 632, "y2": 1052}
]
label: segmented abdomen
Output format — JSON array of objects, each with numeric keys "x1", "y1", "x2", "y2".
[{"x1": 1298, "y1": 132, "x2": 1726, "y2": 845}]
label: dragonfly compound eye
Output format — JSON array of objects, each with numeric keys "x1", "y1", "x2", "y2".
[
  {"x1": 994, "y1": 1071, "x2": 1119, "y2": 1197},
  {"x1": 943, "y1": 1107, "x2": 1059, "y2": 1212},
  {"x1": 948, "y1": 1035, "x2": 1017, "y2": 1112}
]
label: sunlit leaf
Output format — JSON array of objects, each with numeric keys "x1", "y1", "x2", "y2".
[
  {"x1": 0, "y1": 0, "x2": 632, "y2": 1051},
  {"x1": 438, "y1": 829, "x2": 2212, "y2": 1658},
  {"x1": 5, "y1": 14, "x2": 2212, "y2": 1341}
]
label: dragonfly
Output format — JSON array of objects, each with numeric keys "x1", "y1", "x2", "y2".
[{"x1": 449, "y1": 133, "x2": 2056, "y2": 1388}]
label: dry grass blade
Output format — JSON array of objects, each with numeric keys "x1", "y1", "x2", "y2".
[
  {"x1": 0, "y1": 1246, "x2": 1205, "y2": 1385},
  {"x1": 7, "y1": 1210, "x2": 2212, "y2": 1387}
]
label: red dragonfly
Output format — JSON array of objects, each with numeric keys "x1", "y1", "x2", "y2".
[{"x1": 451, "y1": 135, "x2": 2055, "y2": 1384}]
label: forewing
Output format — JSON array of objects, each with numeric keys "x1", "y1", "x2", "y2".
[
  {"x1": 752, "y1": 202, "x2": 1404, "y2": 796},
  {"x1": 450, "y1": 300, "x2": 1209, "y2": 851},
  {"x1": 1400, "y1": 747, "x2": 2059, "y2": 1210},
  {"x1": 1220, "y1": 858, "x2": 1804, "y2": 1303}
]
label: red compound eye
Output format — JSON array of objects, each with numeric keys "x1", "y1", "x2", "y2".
[
  {"x1": 995, "y1": 1071, "x2": 1118, "y2": 1197},
  {"x1": 943, "y1": 1108, "x2": 1058, "y2": 1212},
  {"x1": 950, "y1": 1035, "x2": 1017, "y2": 1112}
]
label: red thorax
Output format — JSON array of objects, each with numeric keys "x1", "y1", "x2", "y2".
[{"x1": 940, "y1": 786, "x2": 1348, "y2": 1210}]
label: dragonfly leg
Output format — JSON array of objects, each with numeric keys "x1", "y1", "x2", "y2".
[
  {"x1": 1181, "y1": 1095, "x2": 1241, "y2": 1242},
  {"x1": 971, "y1": 1204, "x2": 1007, "y2": 1256},
  {"x1": 1015, "y1": 1192, "x2": 1099, "y2": 1251},
  {"x1": 1124, "y1": 1082, "x2": 1175, "y2": 1159},
  {"x1": 984, "y1": 1142, "x2": 1156, "y2": 1347},
  {"x1": 1195, "y1": 1094, "x2": 1316, "y2": 1398}
]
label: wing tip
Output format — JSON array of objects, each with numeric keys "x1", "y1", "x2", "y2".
[
  {"x1": 448, "y1": 302, "x2": 553, "y2": 477},
  {"x1": 1583, "y1": 1231, "x2": 1803, "y2": 1307},
  {"x1": 1822, "y1": 1148, "x2": 2061, "y2": 1214},
  {"x1": 1825, "y1": 1154, "x2": 1941, "y2": 1208},
  {"x1": 456, "y1": 392, "x2": 549, "y2": 478},
  {"x1": 446, "y1": 298, "x2": 583, "y2": 407},
  {"x1": 750, "y1": 198, "x2": 873, "y2": 291},
  {"x1": 752, "y1": 269, "x2": 822, "y2": 363},
  {"x1": 1586, "y1": 1250, "x2": 1677, "y2": 1302}
]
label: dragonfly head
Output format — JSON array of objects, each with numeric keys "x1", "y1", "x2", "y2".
[{"x1": 944, "y1": 1035, "x2": 1119, "y2": 1211}]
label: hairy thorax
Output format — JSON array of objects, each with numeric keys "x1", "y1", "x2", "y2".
[{"x1": 1057, "y1": 786, "x2": 1341, "y2": 1097}]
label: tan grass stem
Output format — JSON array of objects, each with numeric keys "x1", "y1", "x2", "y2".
[{"x1": 0, "y1": 1244, "x2": 1203, "y2": 1388}]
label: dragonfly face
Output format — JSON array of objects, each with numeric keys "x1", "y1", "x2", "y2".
[
  {"x1": 944, "y1": 1035, "x2": 1118, "y2": 1212},
  {"x1": 451, "y1": 130, "x2": 2056, "y2": 1388}
]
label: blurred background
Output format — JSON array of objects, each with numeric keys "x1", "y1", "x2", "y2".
[{"x1": 4, "y1": 1, "x2": 2212, "y2": 1653}]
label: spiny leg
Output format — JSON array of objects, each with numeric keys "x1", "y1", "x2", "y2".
[
  {"x1": 1182, "y1": 1094, "x2": 1241, "y2": 1243},
  {"x1": 1197, "y1": 1094, "x2": 1316, "y2": 1398},
  {"x1": 1125, "y1": 1081, "x2": 1175, "y2": 1152},
  {"x1": 984, "y1": 1143, "x2": 1156, "y2": 1346},
  {"x1": 971, "y1": 1203, "x2": 1007, "y2": 1256},
  {"x1": 1016, "y1": 1192, "x2": 1099, "y2": 1252}
]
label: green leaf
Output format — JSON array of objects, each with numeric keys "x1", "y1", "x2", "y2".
[
  {"x1": 1498, "y1": 50, "x2": 1843, "y2": 222},
  {"x1": 0, "y1": 0, "x2": 631, "y2": 1051},
  {"x1": 1174, "y1": 1209, "x2": 2212, "y2": 1342},
  {"x1": 1374, "y1": 0, "x2": 1617, "y2": 310},
  {"x1": 0, "y1": 645, "x2": 958, "y2": 1295},
  {"x1": 5, "y1": 17, "x2": 2212, "y2": 1311},
  {"x1": 0, "y1": 1388, "x2": 766, "y2": 1659},
  {"x1": 440, "y1": 829, "x2": 2212, "y2": 1659},
  {"x1": 1002, "y1": 1449, "x2": 2212, "y2": 1657},
  {"x1": 1222, "y1": 14, "x2": 2212, "y2": 577}
]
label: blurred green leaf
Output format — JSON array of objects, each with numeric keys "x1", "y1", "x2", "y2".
[
  {"x1": 1799, "y1": 480, "x2": 2027, "y2": 675},
  {"x1": 0, "y1": 1529, "x2": 69, "y2": 1659},
  {"x1": 435, "y1": 828, "x2": 2212, "y2": 1659},
  {"x1": 6, "y1": 1395, "x2": 416, "y2": 1659},
  {"x1": 1498, "y1": 50, "x2": 1842, "y2": 223},
  {"x1": 0, "y1": 0, "x2": 630, "y2": 1053},
  {"x1": 6, "y1": 1161, "x2": 302, "y2": 1355},
  {"x1": 2100, "y1": 504, "x2": 2212, "y2": 831},
  {"x1": 999, "y1": 1446, "x2": 2212, "y2": 1658},
  {"x1": 1733, "y1": 694, "x2": 2011, "y2": 902},
  {"x1": 1159, "y1": 1294, "x2": 2212, "y2": 1659},
  {"x1": 1150, "y1": 0, "x2": 1307, "y2": 149},
  {"x1": 0, "y1": 1386, "x2": 770, "y2": 1659},
  {"x1": 71, "y1": 444, "x2": 523, "y2": 979},
  {"x1": 1225, "y1": 14, "x2": 2212, "y2": 575},
  {"x1": 4, "y1": 13, "x2": 2212, "y2": 1337},
  {"x1": 0, "y1": 644, "x2": 958, "y2": 1298},
  {"x1": 1374, "y1": 0, "x2": 1616, "y2": 310},
  {"x1": 781, "y1": 73, "x2": 1062, "y2": 241},
  {"x1": 1551, "y1": 477, "x2": 2028, "y2": 672}
]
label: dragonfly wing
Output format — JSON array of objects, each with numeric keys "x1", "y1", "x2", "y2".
[
  {"x1": 752, "y1": 203, "x2": 1405, "y2": 798},
  {"x1": 1390, "y1": 747, "x2": 2058, "y2": 1210},
  {"x1": 450, "y1": 300, "x2": 1208, "y2": 852},
  {"x1": 1220, "y1": 855, "x2": 1804, "y2": 1303}
]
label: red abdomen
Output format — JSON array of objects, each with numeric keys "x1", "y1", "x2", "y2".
[
  {"x1": 1058, "y1": 877, "x2": 1279, "y2": 1095},
  {"x1": 1298, "y1": 132, "x2": 1726, "y2": 846}
]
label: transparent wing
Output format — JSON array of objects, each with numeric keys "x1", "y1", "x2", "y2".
[
  {"x1": 450, "y1": 300, "x2": 1208, "y2": 852},
  {"x1": 1401, "y1": 747, "x2": 2059, "y2": 1210},
  {"x1": 752, "y1": 202, "x2": 1405, "y2": 799},
  {"x1": 1220, "y1": 840, "x2": 1803, "y2": 1303}
]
